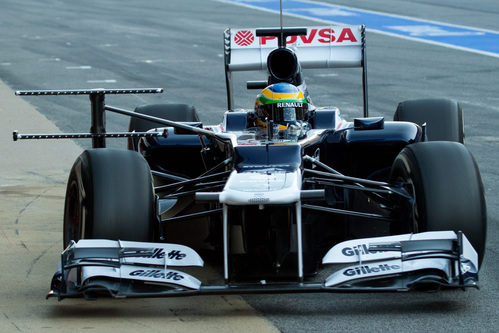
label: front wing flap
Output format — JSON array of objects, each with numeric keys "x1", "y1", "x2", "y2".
[{"x1": 48, "y1": 231, "x2": 478, "y2": 300}]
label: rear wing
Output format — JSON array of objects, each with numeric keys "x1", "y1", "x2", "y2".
[{"x1": 223, "y1": 25, "x2": 368, "y2": 115}]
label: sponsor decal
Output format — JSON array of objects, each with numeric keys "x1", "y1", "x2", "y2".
[
  {"x1": 136, "y1": 248, "x2": 186, "y2": 260},
  {"x1": 166, "y1": 250, "x2": 187, "y2": 260},
  {"x1": 341, "y1": 244, "x2": 384, "y2": 257},
  {"x1": 234, "y1": 30, "x2": 255, "y2": 46},
  {"x1": 277, "y1": 102, "x2": 303, "y2": 108},
  {"x1": 460, "y1": 260, "x2": 476, "y2": 274},
  {"x1": 461, "y1": 262, "x2": 471, "y2": 274},
  {"x1": 258, "y1": 27, "x2": 358, "y2": 45},
  {"x1": 248, "y1": 193, "x2": 269, "y2": 204},
  {"x1": 130, "y1": 269, "x2": 184, "y2": 281},
  {"x1": 343, "y1": 263, "x2": 400, "y2": 277}
]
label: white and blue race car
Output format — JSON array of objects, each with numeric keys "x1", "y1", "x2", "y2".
[{"x1": 14, "y1": 24, "x2": 485, "y2": 299}]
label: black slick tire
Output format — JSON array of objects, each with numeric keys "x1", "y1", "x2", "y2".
[
  {"x1": 390, "y1": 141, "x2": 486, "y2": 267},
  {"x1": 394, "y1": 99, "x2": 464, "y2": 143},
  {"x1": 63, "y1": 149, "x2": 156, "y2": 248},
  {"x1": 128, "y1": 104, "x2": 198, "y2": 150}
]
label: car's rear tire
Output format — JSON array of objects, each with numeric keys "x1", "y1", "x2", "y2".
[
  {"x1": 390, "y1": 142, "x2": 486, "y2": 267},
  {"x1": 394, "y1": 99, "x2": 464, "y2": 143},
  {"x1": 63, "y1": 149, "x2": 156, "y2": 248},
  {"x1": 128, "y1": 104, "x2": 199, "y2": 150}
]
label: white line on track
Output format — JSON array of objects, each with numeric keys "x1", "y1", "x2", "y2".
[
  {"x1": 39, "y1": 57, "x2": 61, "y2": 62},
  {"x1": 142, "y1": 59, "x2": 163, "y2": 64},
  {"x1": 87, "y1": 79, "x2": 117, "y2": 83},
  {"x1": 66, "y1": 66, "x2": 92, "y2": 70}
]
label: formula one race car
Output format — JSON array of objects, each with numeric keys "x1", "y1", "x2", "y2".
[{"x1": 13, "y1": 24, "x2": 486, "y2": 300}]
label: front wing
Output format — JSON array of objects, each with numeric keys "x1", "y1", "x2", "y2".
[{"x1": 47, "y1": 231, "x2": 478, "y2": 300}]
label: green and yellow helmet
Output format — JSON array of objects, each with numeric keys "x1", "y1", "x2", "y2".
[{"x1": 254, "y1": 83, "x2": 308, "y2": 127}]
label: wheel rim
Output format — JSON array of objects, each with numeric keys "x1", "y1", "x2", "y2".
[
  {"x1": 406, "y1": 178, "x2": 419, "y2": 233},
  {"x1": 394, "y1": 175, "x2": 419, "y2": 234},
  {"x1": 64, "y1": 181, "x2": 84, "y2": 246}
]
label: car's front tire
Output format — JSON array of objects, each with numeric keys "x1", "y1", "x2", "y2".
[
  {"x1": 63, "y1": 149, "x2": 156, "y2": 248},
  {"x1": 390, "y1": 141, "x2": 486, "y2": 267}
]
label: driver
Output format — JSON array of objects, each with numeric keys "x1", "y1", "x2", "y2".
[{"x1": 254, "y1": 83, "x2": 309, "y2": 139}]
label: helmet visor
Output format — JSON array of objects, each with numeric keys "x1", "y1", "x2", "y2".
[{"x1": 271, "y1": 102, "x2": 307, "y2": 123}]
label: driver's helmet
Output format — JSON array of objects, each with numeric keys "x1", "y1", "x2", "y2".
[{"x1": 254, "y1": 83, "x2": 308, "y2": 127}]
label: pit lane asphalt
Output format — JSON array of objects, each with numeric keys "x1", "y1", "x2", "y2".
[
  {"x1": 0, "y1": 80, "x2": 281, "y2": 333},
  {"x1": 0, "y1": 0, "x2": 498, "y2": 332}
]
